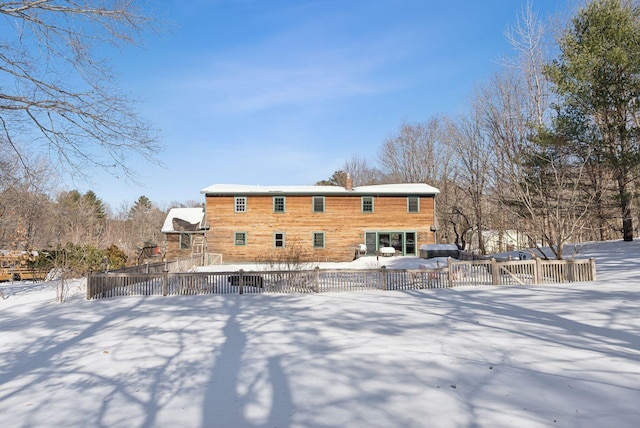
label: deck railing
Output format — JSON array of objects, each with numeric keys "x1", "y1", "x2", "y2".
[
  {"x1": 108, "y1": 253, "x2": 223, "y2": 275},
  {"x1": 87, "y1": 257, "x2": 596, "y2": 300}
]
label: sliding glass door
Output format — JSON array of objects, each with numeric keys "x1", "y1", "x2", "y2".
[{"x1": 365, "y1": 231, "x2": 417, "y2": 256}]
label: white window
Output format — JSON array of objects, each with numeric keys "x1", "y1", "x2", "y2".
[
  {"x1": 234, "y1": 232, "x2": 246, "y2": 246},
  {"x1": 362, "y1": 196, "x2": 374, "y2": 213},
  {"x1": 407, "y1": 196, "x2": 420, "y2": 213},
  {"x1": 313, "y1": 232, "x2": 325, "y2": 249},
  {"x1": 273, "y1": 196, "x2": 286, "y2": 213},
  {"x1": 313, "y1": 196, "x2": 325, "y2": 213},
  {"x1": 235, "y1": 196, "x2": 247, "y2": 212}
]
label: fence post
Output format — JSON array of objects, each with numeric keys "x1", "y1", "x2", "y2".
[
  {"x1": 381, "y1": 266, "x2": 387, "y2": 290},
  {"x1": 590, "y1": 257, "x2": 597, "y2": 281},
  {"x1": 86, "y1": 275, "x2": 93, "y2": 300},
  {"x1": 491, "y1": 258, "x2": 499, "y2": 285},
  {"x1": 534, "y1": 257, "x2": 541, "y2": 284},
  {"x1": 567, "y1": 259, "x2": 575, "y2": 282},
  {"x1": 239, "y1": 269, "x2": 244, "y2": 295},
  {"x1": 314, "y1": 266, "x2": 320, "y2": 293},
  {"x1": 163, "y1": 270, "x2": 168, "y2": 296},
  {"x1": 447, "y1": 257, "x2": 453, "y2": 287}
]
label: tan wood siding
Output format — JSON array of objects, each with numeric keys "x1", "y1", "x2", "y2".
[
  {"x1": 205, "y1": 194, "x2": 436, "y2": 262},
  {"x1": 163, "y1": 234, "x2": 188, "y2": 260}
]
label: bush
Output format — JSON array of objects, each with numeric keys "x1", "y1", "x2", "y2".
[
  {"x1": 254, "y1": 239, "x2": 314, "y2": 271},
  {"x1": 106, "y1": 244, "x2": 127, "y2": 269},
  {"x1": 31, "y1": 243, "x2": 128, "y2": 277}
]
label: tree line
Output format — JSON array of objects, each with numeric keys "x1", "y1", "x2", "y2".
[
  {"x1": 0, "y1": 160, "x2": 193, "y2": 267},
  {"x1": 322, "y1": 1, "x2": 640, "y2": 259}
]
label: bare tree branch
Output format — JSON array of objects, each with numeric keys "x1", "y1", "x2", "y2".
[{"x1": 0, "y1": 0, "x2": 161, "y2": 181}]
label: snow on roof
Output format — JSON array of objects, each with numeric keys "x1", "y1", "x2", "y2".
[
  {"x1": 200, "y1": 183, "x2": 440, "y2": 195},
  {"x1": 161, "y1": 207, "x2": 205, "y2": 233}
]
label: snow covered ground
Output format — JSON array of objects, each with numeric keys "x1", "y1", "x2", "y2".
[{"x1": 1, "y1": 240, "x2": 639, "y2": 427}]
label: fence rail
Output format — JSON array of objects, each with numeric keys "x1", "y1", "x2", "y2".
[
  {"x1": 108, "y1": 253, "x2": 223, "y2": 275},
  {"x1": 87, "y1": 257, "x2": 597, "y2": 300}
]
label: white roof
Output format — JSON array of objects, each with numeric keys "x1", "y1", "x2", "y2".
[
  {"x1": 201, "y1": 183, "x2": 440, "y2": 195},
  {"x1": 161, "y1": 207, "x2": 205, "y2": 233}
]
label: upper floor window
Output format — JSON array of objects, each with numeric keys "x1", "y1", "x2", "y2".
[
  {"x1": 274, "y1": 232, "x2": 285, "y2": 248},
  {"x1": 273, "y1": 196, "x2": 286, "y2": 213},
  {"x1": 407, "y1": 196, "x2": 420, "y2": 213},
  {"x1": 312, "y1": 196, "x2": 325, "y2": 213},
  {"x1": 235, "y1": 196, "x2": 247, "y2": 212},
  {"x1": 234, "y1": 232, "x2": 247, "y2": 246},
  {"x1": 362, "y1": 196, "x2": 374, "y2": 213}
]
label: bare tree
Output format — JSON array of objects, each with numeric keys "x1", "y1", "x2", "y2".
[
  {"x1": 0, "y1": 1, "x2": 161, "y2": 180},
  {"x1": 378, "y1": 118, "x2": 449, "y2": 184},
  {"x1": 479, "y1": 68, "x2": 596, "y2": 259},
  {"x1": 443, "y1": 112, "x2": 493, "y2": 254},
  {"x1": 504, "y1": 1, "x2": 552, "y2": 127},
  {"x1": 341, "y1": 155, "x2": 384, "y2": 186},
  {"x1": 0, "y1": 155, "x2": 56, "y2": 250},
  {"x1": 464, "y1": 5, "x2": 599, "y2": 259}
]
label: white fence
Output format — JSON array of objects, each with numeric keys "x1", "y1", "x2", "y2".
[{"x1": 87, "y1": 257, "x2": 596, "y2": 300}]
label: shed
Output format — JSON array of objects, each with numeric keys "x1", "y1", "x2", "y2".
[{"x1": 161, "y1": 207, "x2": 208, "y2": 259}]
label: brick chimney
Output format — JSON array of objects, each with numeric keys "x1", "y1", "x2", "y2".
[{"x1": 345, "y1": 174, "x2": 353, "y2": 191}]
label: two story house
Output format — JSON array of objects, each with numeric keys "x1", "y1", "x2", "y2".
[{"x1": 200, "y1": 179, "x2": 439, "y2": 262}]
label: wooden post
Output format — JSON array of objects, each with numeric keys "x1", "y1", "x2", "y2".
[
  {"x1": 534, "y1": 257, "x2": 541, "y2": 284},
  {"x1": 314, "y1": 267, "x2": 320, "y2": 293},
  {"x1": 567, "y1": 259, "x2": 575, "y2": 282},
  {"x1": 86, "y1": 275, "x2": 92, "y2": 300},
  {"x1": 447, "y1": 257, "x2": 453, "y2": 287},
  {"x1": 381, "y1": 266, "x2": 387, "y2": 290},
  {"x1": 239, "y1": 269, "x2": 244, "y2": 295},
  {"x1": 491, "y1": 258, "x2": 499, "y2": 285},
  {"x1": 590, "y1": 258, "x2": 597, "y2": 281},
  {"x1": 162, "y1": 270, "x2": 169, "y2": 296}
]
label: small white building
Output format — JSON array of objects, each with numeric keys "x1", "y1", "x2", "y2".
[{"x1": 482, "y1": 229, "x2": 528, "y2": 254}]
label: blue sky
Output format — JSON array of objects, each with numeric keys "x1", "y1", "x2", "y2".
[{"x1": 79, "y1": 0, "x2": 569, "y2": 209}]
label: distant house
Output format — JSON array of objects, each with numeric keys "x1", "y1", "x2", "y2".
[
  {"x1": 482, "y1": 229, "x2": 529, "y2": 254},
  {"x1": 161, "y1": 207, "x2": 208, "y2": 260},
  {"x1": 200, "y1": 178, "x2": 440, "y2": 262}
]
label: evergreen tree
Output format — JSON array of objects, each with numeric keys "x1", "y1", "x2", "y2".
[
  {"x1": 545, "y1": 0, "x2": 640, "y2": 241},
  {"x1": 128, "y1": 195, "x2": 153, "y2": 219},
  {"x1": 316, "y1": 171, "x2": 349, "y2": 187}
]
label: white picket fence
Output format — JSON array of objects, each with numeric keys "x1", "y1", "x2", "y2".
[{"x1": 87, "y1": 257, "x2": 596, "y2": 300}]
